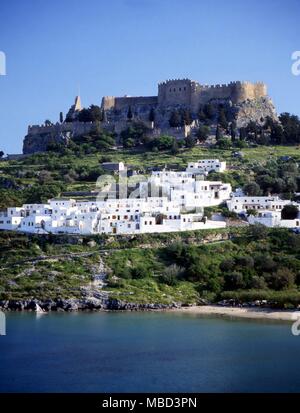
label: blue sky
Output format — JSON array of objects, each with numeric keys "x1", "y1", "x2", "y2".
[{"x1": 0, "y1": 0, "x2": 300, "y2": 153}]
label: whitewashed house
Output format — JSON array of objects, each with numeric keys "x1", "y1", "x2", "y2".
[
  {"x1": 0, "y1": 196, "x2": 226, "y2": 236},
  {"x1": 186, "y1": 159, "x2": 226, "y2": 174},
  {"x1": 227, "y1": 196, "x2": 293, "y2": 214},
  {"x1": 227, "y1": 195, "x2": 300, "y2": 228},
  {"x1": 247, "y1": 210, "x2": 300, "y2": 228},
  {"x1": 0, "y1": 162, "x2": 232, "y2": 235}
]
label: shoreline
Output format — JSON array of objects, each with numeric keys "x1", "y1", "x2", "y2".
[
  {"x1": 1, "y1": 301, "x2": 300, "y2": 321},
  {"x1": 169, "y1": 305, "x2": 300, "y2": 321}
]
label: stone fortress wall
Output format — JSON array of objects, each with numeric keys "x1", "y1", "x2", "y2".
[
  {"x1": 158, "y1": 79, "x2": 267, "y2": 110},
  {"x1": 101, "y1": 78, "x2": 268, "y2": 114},
  {"x1": 102, "y1": 96, "x2": 157, "y2": 111},
  {"x1": 27, "y1": 121, "x2": 96, "y2": 137},
  {"x1": 23, "y1": 78, "x2": 273, "y2": 154}
]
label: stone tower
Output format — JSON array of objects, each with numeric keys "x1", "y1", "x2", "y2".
[{"x1": 66, "y1": 95, "x2": 83, "y2": 121}]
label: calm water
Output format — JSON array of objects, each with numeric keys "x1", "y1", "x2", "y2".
[{"x1": 0, "y1": 311, "x2": 299, "y2": 392}]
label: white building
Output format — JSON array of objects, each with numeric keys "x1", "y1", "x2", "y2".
[
  {"x1": 186, "y1": 159, "x2": 226, "y2": 174},
  {"x1": 0, "y1": 196, "x2": 226, "y2": 235},
  {"x1": 227, "y1": 196, "x2": 293, "y2": 214},
  {"x1": 247, "y1": 210, "x2": 300, "y2": 228},
  {"x1": 144, "y1": 170, "x2": 231, "y2": 209},
  {"x1": 227, "y1": 195, "x2": 300, "y2": 228},
  {"x1": 0, "y1": 163, "x2": 232, "y2": 235}
]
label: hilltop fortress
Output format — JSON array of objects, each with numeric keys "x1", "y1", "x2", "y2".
[
  {"x1": 102, "y1": 79, "x2": 267, "y2": 112},
  {"x1": 23, "y1": 78, "x2": 277, "y2": 154}
]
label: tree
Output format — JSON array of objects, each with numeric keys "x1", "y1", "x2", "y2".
[
  {"x1": 131, "y1": 264, "x2": 152, "y2": 279},
  {"x1": 224, "y1": 272, "x2": 246, "y2": 290},
  {"x1": 89, "y1": 105, "x2": 103, "y2": 122},
  {"x1": 169, "y1": 110, "x2": 181, "y2": 127},
  {"x1": 160, "y1": 264, "x2": 183, "y2": 286},
  {"x1": 120, "y1": 122, "x2": 150, "y2": 148},
  {"x1": 239, "y1": 127, "x2": 247, "y2": 140},
  {"x1": 38, "y1": 170, "x2": 53, "y2": 184},
  {"x1": 198, "y1": 107, "x2": 206, "y2": 122},
  {"x1": 149, "y1": 107, "x2": 155, "y2": 123},
  {"x1": 59, "y1": 112, "x2": 64, "y2": 123},
  {"x1": 77, "y1": 105, "x2": 102, "y2": 122},
  {"x1": 247, "y1": 208, "x2": 258, "y2": 217},
  {"x1": 281, "y1": 204, "x2": 299, "y2": 220},
  {"x1": 248, "y1": 224, "x2": 268, "y2": 240},
  {"x1": 154, "y1": 135, "x2": 175, "y2": 150},
  {"x1": 279, "y1": 112, "x2": 300, "y2": 144},
  {"x1": 0, "y1": 151, "x2": 4, "y2": 159},
  {"x1": 230, "y1": 121, "x2": 237, "y2": 141},
  {"x1": 216, "y1": 138, "x2": 231, "y2": 149},
  {"x1": 220, "y1": 258, "x2": 235, "y2": 272},
  {"x1": 127, "y1": 106, "x2": 133, "y2": 120},
  {"x1": 101, "y1": 108, "x2": 107, "y2": 123},
  {"x1": 268, "y1": 267, "x2": 295, "y2": 290},
  {"x1": 249, "y1": 276, "x2": 267, "y2": 290},
  {"x1": 215, "y1": 125, "x2": 222, "y2": 141},
  {"x1": 218, "y1": 107, "x2": 228, "y2": 129},
  {"x1": 185, "y1": 135, "x2": 196, "y2": 148},
  {"x1": 270, "y1": 122, "x2": 284, "y2": 144},
  {"x1": 203, "y1": 103, "x2": 215, "y2": 120},
  {"x1": 171, "y1": 139, "x2": 179, "y2": 155},
  {"x1": 235, "y1": 256, "x2": 254, "y2": 268},
  {"x1": 181, "y1": 109, "x2": 192, "y2": 125},
  {"x1": 44, "y1": 119, "x2": 52, "y2": 126},
  {"x1": 196, "y1": 125, "x2": 210, "y2": 142},
  {"x1": 243, "y1": 182, "x2": 261, "y2": 196}
]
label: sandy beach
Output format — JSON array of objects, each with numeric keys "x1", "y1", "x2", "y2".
[{"x1": 171, "y1": 305, "x2": 300, "y2": 321}]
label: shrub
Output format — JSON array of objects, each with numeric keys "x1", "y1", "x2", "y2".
[
  {"x1": 131, "y1": 265, "x2": 152, "y2": 279},
  {"x1": 224, "y1": 272, "x2": 246, "y2": 290},
  {"x1": 267, "y1": 267, "x2": 296, "y2": 290},
  {"x1": 281, "y1": 204, "x2": 299, "y2": 220}
]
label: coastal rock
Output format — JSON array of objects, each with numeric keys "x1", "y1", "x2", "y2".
[{"x1": 0, "y1": 297, "x2": 184, "y2": 312}]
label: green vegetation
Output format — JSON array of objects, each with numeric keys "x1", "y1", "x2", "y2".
[
  {"x1": 102, "y1": 226, "x2": 300, "y2": 307},
  {"x1": 0, "y1": 232, "x2": 101, "y2": 300},
  {"x1": 1, "y1": 226, "x2": 300, "y2": 308},
  {"x1": 2, "y1": 143, "x2": 300, "y2": 208}
]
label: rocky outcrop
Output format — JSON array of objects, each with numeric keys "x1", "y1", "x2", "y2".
[
  {"x1": 0, "y1": 298, "x2": 194, "y2": 312},
  {"x1": 235, "y1": 97, "x2": 278, "y2": 128},
  {"x1": 22, "y1": 122, "x2": 97, "y2": 154},
  {"x1": 23, "y1": 130, "x2": 71, "y2": 154}
]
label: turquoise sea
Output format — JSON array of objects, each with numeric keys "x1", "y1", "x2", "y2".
[{"x1": 0, "y1": 311, "x2": 299, "y2": 392}]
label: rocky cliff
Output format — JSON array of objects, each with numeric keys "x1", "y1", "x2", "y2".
[{"x1": 234, "y1": 97, "x2": 278, "y2": 128}]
